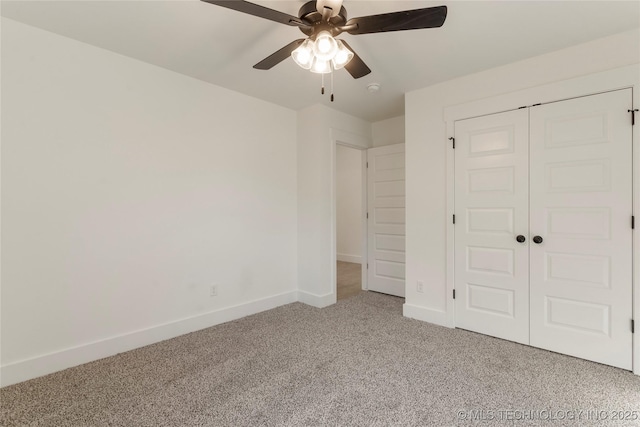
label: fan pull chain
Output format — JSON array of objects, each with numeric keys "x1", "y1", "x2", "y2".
[
  {"x1": 330, "y1": 69, "x2": 334, "y2": 102},
  {"x1": 321, "y1": 73, "x2": 325, "y2": 95}
]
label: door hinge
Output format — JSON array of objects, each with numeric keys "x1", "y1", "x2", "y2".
[
  {"x1": 366, "y1": 212, "x2": 369, "y2": 219},
  {"x1": 366, "y1": 162, "x2": 369, "y2": 168},
  {"x1": 453, "y1": 289, "x2": 456, "y2": 299},
  {"x1": 633, "y1": 216, "x2": 635, "y2": 229},
  {"x1": 452, "y1": 214, "x2": 456, "y2": 224},
  {"x1": 629, "y1": 109, "x2": 639, "y2": 126},
  {"x1": 367, "y1": 263, "x2": 369, "y2": 269},
  {"x1": 632, "y1": 319, "x2": 635, "y2": 333},
  {"x1": 531, "y1": 103, "x2": 542, "y2": 107},
  {"x1": 449, "y1": 137, "x2": 455, "y2": 149}
]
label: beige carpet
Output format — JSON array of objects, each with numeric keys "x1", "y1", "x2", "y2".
[{"x1": 2, "y1": 292, "x2": 639, "y2": 426}]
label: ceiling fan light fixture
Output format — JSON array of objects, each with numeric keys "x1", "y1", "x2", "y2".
[
  {"x1": 206, "y1": 1, "x2": 448, "y2": 82},
  {"x1": 291, "y1": 39, "x2": 314, "y2": 69},
  {"x1": 310, "y1": 57, "x2": 331, "y2": 74},
  {"x1": 313, "y1": 31, "x2": 338, "y2": 61},
  {"x1": 331, "y1": 40, "x2": 353, "y2": 70}
]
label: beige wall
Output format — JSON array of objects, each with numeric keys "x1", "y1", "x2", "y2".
[
  {"x1": 297, "y1": 104, "x2": 371, "y2": 307},
  {"x1": 372, "y1": 116, "x2": 405, "y2": 147},
  {"x1": 1, "y1": 18, "x2": 299, "y2": 386},
  {"x1": 336, "y1": 145, "x2": 363, "y2": 263}
]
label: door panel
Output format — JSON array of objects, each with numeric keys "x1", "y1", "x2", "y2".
[
  {"x1": 529, "y1": 89, "x2": 633, "y2": 369},
  {"x1": 454, "y1": 109, "x2": 530, "y2": 344},
  {"x1": 367, "y1": 144, "x2": 405, "y2": 297}
]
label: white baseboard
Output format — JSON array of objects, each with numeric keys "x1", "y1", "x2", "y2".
[
  {"x1": 0, "y1": 291, "x2": 298, "y2": 387},
  {"x1": 403, "y1": 303, "x2": 452, "y2": 328},
  {"x1": 297, "y1": 290, "x2": 336, "y2": 308},
  {"x1": 336, "y1": 254, "x2": 362, "y2": 264}
]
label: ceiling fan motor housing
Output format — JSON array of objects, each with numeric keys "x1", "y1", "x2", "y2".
[{"x1": 298, "y1": 0, "x2": 348, "y2": 38}]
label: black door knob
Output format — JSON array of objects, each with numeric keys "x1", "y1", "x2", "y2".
[
  {"x1": 533, "y1": 236, "x2": 543, "y2": 244},
  {"x1": 516, "y1": 235, "x2": 526, "y2": 243}
]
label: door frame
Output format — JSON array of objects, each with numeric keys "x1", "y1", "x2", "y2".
[
  {"x1": 443, "y1": 64, "x2": 639, "y2": 375},
  {"x1": 331, "y1": 128, "x2": 370, "y2": 298}
]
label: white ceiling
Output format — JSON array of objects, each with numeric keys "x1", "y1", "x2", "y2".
[{"x1": 2, "y1": 0, "x2": 639, "y2": 122}]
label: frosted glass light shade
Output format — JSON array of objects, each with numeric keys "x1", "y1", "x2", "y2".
[
  {"x1": 313, "y1": 31, "x2": 338, "y2": 61},
  {"x1": 331, "y1": 40, "x2": 353, "y2": 70},
  {"x1": 291, "y1": 39, "x2": 314, "y2": 70},
  {"x1": 310, "y1": 57, "x2": 331, "y2": 74}
]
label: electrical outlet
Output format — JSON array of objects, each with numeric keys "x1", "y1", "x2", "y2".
[
  {"x1": 210, "y1": 285, "x2": 218, "y2": 297},
  {"x1": 417, "y1": 281, "x2": 424, "y2": 293}
]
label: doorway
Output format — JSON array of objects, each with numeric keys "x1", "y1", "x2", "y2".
[
  {"x1": 331, "y1": 133, "x2": 407, "y2": 301},
  {"x1": 336, "y1": 144, "x2": 366, "y2": 300}
]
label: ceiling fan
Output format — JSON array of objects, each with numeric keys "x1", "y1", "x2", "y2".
[{"x1": 202, "y1": 0, "x2": 447, "y2": 79}]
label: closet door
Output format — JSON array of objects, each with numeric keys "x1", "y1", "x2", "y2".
[
  {"x1": 529, "y1": 89, "x2": 633, "y2": 369},
  {"x1": 454, "y1": 109, "x2": 530, "y2": 344}
]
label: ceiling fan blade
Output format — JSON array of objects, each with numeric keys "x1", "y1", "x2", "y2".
[
  {"x1": 340, "y1": 40, "x2": 371, "y2": 79},
  {"x1": 345, "y1": 5, "x2": 447, "y2": 35},
  {"x1": 202, "y1": 0, "x2": 308, "y2": 27},
  {"x1": 253, "y1": 39, "x2": 305, "y2": 70}
]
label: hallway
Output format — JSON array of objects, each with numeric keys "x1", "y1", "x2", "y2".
[{"x1": 337, "y1": 261, "x2": 362, "y2": 300}]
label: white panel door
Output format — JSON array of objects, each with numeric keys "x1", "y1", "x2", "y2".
[
  {"x1": 529, "y1": 89, "x2": 633, "y2": 369},
  {"x1": 454, "y1": 110, "x2": 530, "y2": 344},
  {"x1": 367, "y1": 144, "x2": 405, "y2": 297}
]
